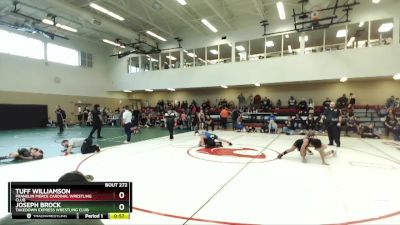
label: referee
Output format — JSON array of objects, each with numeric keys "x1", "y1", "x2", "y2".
[
  {"x1": 323, "y1": 102, "x2": 342, "y2": 147},
  {"x1": 165, "y1": 109, "x2": 176, "y2": 140}
]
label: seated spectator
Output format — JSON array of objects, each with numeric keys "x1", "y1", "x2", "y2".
[
  {"x1": 260, "y1": 121, "x2": 269, "y2": 133},
  {"x1": 305, "y1": 114, "x2": 315, "y2": 130},
  {"x1": 337, "y1": 94, "x2": 348, "y2": 109},
  {"x1": 345, "y1": 112, "x2": 359, "y2": 136},
  {"x1": 315, "y1": 115, "x2": 324, "y2": 132},
  {"x1": 236, "y1": 115, "x2": 244, "y2": 132},
  {"x1": 0, "y1": 147, "x2": 43, "y2": 161},
  {"x1": 181, "y1": 111, "x2": 188, "y2": 129},
  {"x1": 262, "y1": 97, "x2": 272, "y2": 111},
  {"x1": 283, "y1": 117, "x2": 295, "y2": 135},
  {"x1": 384, "y1": 111, "x2": 398, "y2": 137},
  {"x1": 297, "y1": 98, "x2": 308, "y2": 112},
  {"x1": 288, "y1": 96, "x2": 297, "y2": 109},
  {"x1": 361, "y1": 123, "x2": 380, "y2": 139},
  {"x1": 293, "y1": 114, "x2": 303, "y2": 130},
  {"x1": 268, "y1": 113, "x2": 278, "y2": 134}
]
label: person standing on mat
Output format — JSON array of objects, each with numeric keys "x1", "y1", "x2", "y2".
[
  {"x1": 55, "y1": 105, "x2": 66, "y2": 135},
  {"x1": 165, "y1": 108, "x2": 176, "y2": 140},
  {"x1": 323, "y1": 102, "x2": 342, "y2": 147},
  {"x1": 122, "y1": 106, "x2": 133, "y2": 144},
  {"x1": 88, "y1": 104, "x2": 103, "y2": 139}
]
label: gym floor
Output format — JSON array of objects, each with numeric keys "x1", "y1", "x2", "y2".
[
  {"x1": 0, "y1": 130, "x2": 400, "y2": 224},
  {"x1": 0, "y1": 126, "x2": 189, "y2": 165}
]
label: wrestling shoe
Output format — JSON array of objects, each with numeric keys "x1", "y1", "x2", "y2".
[{"x1": 277, "y1": 153, "x2": 284, "y2": 159}]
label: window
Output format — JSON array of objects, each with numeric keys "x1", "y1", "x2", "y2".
[
  {"x1": 47, "y1": 43, "x2": 79, "y2": 66},
  {"x1": 128, "y1": 56, "x2": 139, "y2": 73},
  {"x1": 0, "y1": 29, "x2": 44, "y2": 60}
]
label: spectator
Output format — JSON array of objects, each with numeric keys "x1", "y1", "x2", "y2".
[
  {"x1": 288, "y1": 96, "x2": 297, "y2": 109},
  {"x1": 268, "y1": 113, "x2": 278, "y2": 133},
  {"x1": 262, "y1": 97, "x2": 272, "y2": 111},
  {"x1": 236, "y1": 114, "x2": 244, "y2": 132},
  {"x1": 297, "y1": 98, "x2": 308, "y2": 112},
  {"x1": 293, "y1": 113, "x2": 303, "y2": 130},
  {"x1": 238, "y1": 93, "x2": 246, "y2": 109},
  {"x1": 361, "y1": 123, "x2": 380, "y2": 139},
  {"x1": 345, "y1": 112, "x2": 358, "y2": 136},
  {"x1": 385, "y1": 96, "x2": 396, "y2": 108},
  {"x1": 337, "y1": 94, "x2": 348, "y2": 109},
  {"x1": 348, "y1": 93, "x2": 356, "y2": 110},
  {"x1": 323, "y1": 97, "x2": 331, "y2": 109},
  {"x1": 276, "y1": 99, "x2": 282, "y2": 109},
  {"x1": 231, "y1": 108, "x2": 240, "y2": 130},
  {"x1": 55, "y1": 105, "x2": 66, "y2": 135},
  {"x1": 395, "y1": 97, "x2": 400, "y2": 109},
  {"x1": 181, "y1": 111, "x2": 188, "y2": 129},
  {"x1": 220, "y1": 107, "x2": 230, "y2": 130},
  {"x1": 205, "y1": 114, "x2": 214, "y2": 131},
  {"x1": 384, "y1": 110, "x2": 398, "y2": 137},
  {"x1": 308, "y1": 98, "x2": 314, "y2": 110},
  {"x1": 305, "y1": 114, "x2": 315, "y2": 131},
  {"x1": 88, "y1": 104, "x2": 103, "y2": 139},
  {"x1": 283, "y1": 117, "x2": 295, "y2": 135}
]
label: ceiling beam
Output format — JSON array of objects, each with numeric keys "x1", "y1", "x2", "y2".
[
  {"x1": 252, "y1": 0, "x2": 265, "y2": 20},
  {"x1": 204, "y1": 0, "x2": 234, "y2": 30},
  {"x1": 155, "y1": 0, "x2": 203, "y2": 35},
  {"x1": 106, "y1": 0, "x2": 175, "y2": 38}
]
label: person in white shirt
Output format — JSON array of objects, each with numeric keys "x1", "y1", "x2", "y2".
[{"x1": 122, "y1": 106, "x2": 133, "y2": 144}]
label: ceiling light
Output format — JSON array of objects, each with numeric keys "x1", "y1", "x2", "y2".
[
  {"x1": 285, "y1": 34, "x2": 289, "y2": 38},
  {"x1": 145, "y1": 89, "x2": 153, "y2": 92},
  {"x1": 254, "y1": 83, "x2": 260, "y2": 87},
  {"x1": 123, "y1": 90, "x2": 132, "y2": 93},
  {"x1": 149, "y1": 58, "x2": 158, "y2": 62},
  {"x1": 288, "y1": 45, "x2": 292, "y2": 53},
  {"x1": 167, "y1": 88, "x2": 176, "y2": 91},
  {"x1": 265, "y1": 41, "x2": 274, "y2": 47},
  {"x1": 236, "y1": 45, "x2": 245, "y2": 51},
  {"x1": 227, "y1": 43, "x2": 232, "y2": 47},
  {"x1": 56, "y1": 23, "x2": 78, "y2": 32},
  {"x1": 358, "y1": 21, "x2": 365, "y2": 27},
  {"x1": 201, "y1": 19, "x2": 218, "y2": 33},
  {"x1": 340, "y1": 77, "x2": 348, "y2": 82},
  {"x1": 198, "y1": 58, "x2": 206, "y2": 63},
  {"x1": 187, "y1": 53, "x2": 197, "y2": 58},
  {"x1": 347, "y1": 36, "x2": 355, "y2": 47},
  {"x1": 146, "y1": 30, "x2": 167, "y2": 42},
  {"x1": 176, "y1": 0, "x2": 187, "y2": 5},
  {"x1": 209, "y1": 49, "x2": 219, "y2": 55},
  {"x1": 42, "y1": 18, "x2": 54, "y2": 25},
  {"x1": 336, "y1": 29, "x2": 347, "y2": 38},
  {"x1": 298, "y1": 35, "x2": 308, "y2": 42},
  {"x1": 89, "y1": 3, "x2": 124, "y2": 21},
  {"x1": 276, "y1": 1, "x2": 286, "y2": 20},
  {"x1": 372, "y1": 0, "x2": 380, "y2": 3},
  {"x1": 102, "y1": 39, "x2": 125, "y2": 48},
  {"x1": 166, "y1": 55, "x2": 177, "y2": 60},
  {"x1": 378, "y1": 23, "x2": 393, "y2": 33},
  {"x1": 394, "y1": 73, "x2": 400, "y2": 80},
  {"x1": 183, "y1": 50, "x2": 188, "y2": 53},
  {"x1": 220, "y1": 85, "x2": 228, "y2": 88}
]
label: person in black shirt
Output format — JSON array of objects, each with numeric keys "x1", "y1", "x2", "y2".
[
  {"x1": 336, "y1": 94, "x2": 348, "y2": 109},
  {"x1": 293, "y1": 114, "x2": 303, "y2": 130},
  {"x1": 305, "y1": 114, "x2": 315, "y2": 130},
  {"x1": 288, "y1": 96, "x2": 297, "y2": 109},
  {"x1": 348, "y1": 93, "x2": 356, "y2": 110},
  {"x1": 231, "y1": 108, "x2": 239, "y2": 130},
  {"x1": 323, "y1": 102, "x2": 342, "y2": 147},
  {"x1": 384, "y1": 111, "x2": 398, "y2": 137},
  {"x1": 88, "y1": 104, "x2": 103, "y2": 139},
  {"x1": 205, "y1": 114, "x2": 214, "y2": 131},
  {"x1": 361, "y1": 123, "x2": 380, "y2": 139},
  {"x1": 297, "y1": 98, "x2": 308, "y2": 112},
  {"x1": 55, "y1": 105, "x2": 66, "y2": 134},
  {"x1": 277, "y1": 131, "x2": 336, "y2": 165},
  {"x1": 323, "y1": 97, "x2": 331, "y2": 109},
  {"x1": 165, "y1": 109, "x2": 176, "y2": 140}
]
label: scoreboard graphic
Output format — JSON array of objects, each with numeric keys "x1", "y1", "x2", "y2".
[{"x1": 8, "y1": 182, "x2": 132, "y2": 219}]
